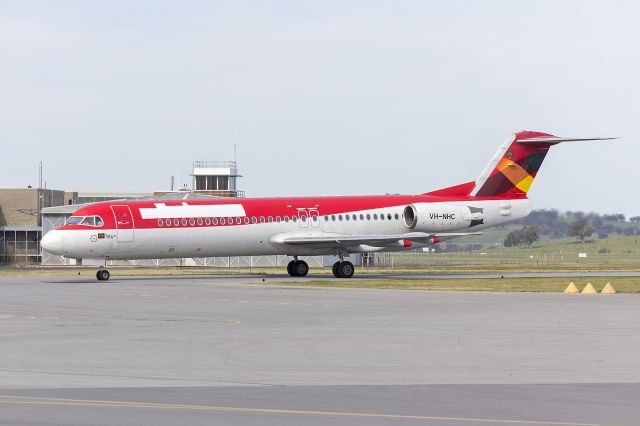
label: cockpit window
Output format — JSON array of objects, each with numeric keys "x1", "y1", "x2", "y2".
[
  {"x1": 81, "y1": 217, "x2": 95, "y2": 226},
  {"x1": 66, "y1": 216, "x2": 104, "y2": 227}
]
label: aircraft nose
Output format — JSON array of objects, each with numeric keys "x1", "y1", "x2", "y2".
[{"x1": 41, "y1": 231, "x2": 65, "y2": 255}]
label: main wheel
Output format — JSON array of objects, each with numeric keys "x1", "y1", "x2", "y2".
[
  {"x1": 287, "y1": 260, "x2": 295, "y2": 277},
  {"x1": 337, "y1": 261, "x2": 354, "y2": 278},
  {"x1": 97, "y1": 269, "x2": 110, "y2": 281},
  {"x1": 292, "y1": 260, "x2": 309, "y2": 277},
  {"x1": 332, "y1": 261, "x2": 340, "y2": 278}
]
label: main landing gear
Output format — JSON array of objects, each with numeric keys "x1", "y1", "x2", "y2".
[
  {"x1": 96, "y1": 268, "x2": 110, "y2": 281},
  {"x1": 332, "y1": 260, "x2": 354, "y2": 278},
  {"x1": 287, "y1": 258, "x2": 309, "y2": 277}
]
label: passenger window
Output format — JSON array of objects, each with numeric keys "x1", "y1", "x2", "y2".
[
  {"x1": 345, "y1": 215, "x2": 350, "y2": 221},
  {"x1": 174, "y1": 219, "x2": 179, "y2": 226},
  {"x1": 292, "y1": 216, "x2": 297, "y2": 222},
  {"x1": 268, "y1": 216, "x2": 273, "y2": 223},
  {"x1": 284, "y1": 216, "x2": 289, "y2": 222},
  {"x1": 312, "y1": 216, "x2": 317, "y2": 221},
  {"x1": 220, "y1": 218, "x2": 226, "y2": 225},
  {"x1": 338, "y1": 215, "x2": 343, "y2": 221},
  {"x1": 352, "y1": 214, "x2": 357, "y2": 221},
  {"x1": 324, "y1": 216, "x2": 329, "y2": 221},
  {"x1": 205, "y1": 218, "x2": 211, "y2": 225},
  {"x1": 236, "y1": 217, "x2": 242, "y2": 224},
  {"x1": 189, "y1": 218, "x2": 195, "y2": 226},
  {"x1": 366, "y1": 214, "x2": 371, "y2": 220},
  {"x1": 251, "y1": 217, "x2": 257, "y2": 224},
  {"x1": 213, "y1": 218, "x2": 219, "y2": 225},
  {"x1": 166, "y1": 219, "x2": 171, "y2": 226},
  {"x1": 276, "y1": 216, "x2": 281, "y2": 223},
  {"x1": 301, "y1": 216, "x2": 306, "y2": 222},
  {"x1": 260, "y1": 216, "x2": 265, "y2": 223},
  {"x1": 158, "y1": 219, "x2": 163, "y2": 227},
  {"x1": 244, "y1": 217, "x2": 249, "y2": 224},
  {"x1": 198, "y1": 218, "x2": 203, "y2": 226},
  {"x1": 394, "y1": 213, "x2": 399, "y2": 220},
  {"x1": 387, "y1": 214, "x2": 392, "y2": 220},
  {"x1": 182, "y1": 218, "x2": 187, "y2": 226},
  {"x1": 359, "y1": 214, "x2": 364, "y2": 220},
  {"x1": 332, "y1": 215, "x2": 336, "y2": 221}
]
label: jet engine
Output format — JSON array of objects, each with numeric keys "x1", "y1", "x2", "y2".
[{"x1": 403, "y1": 203, "x2": 475, "y2": 232}]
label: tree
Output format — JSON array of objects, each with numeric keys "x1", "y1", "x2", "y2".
[
  {"x1": 504, "y1": 226, "x2": 540, "y2": 247},
  {"x1": 630, "y1": 216, "x2": 640, "y2": 223},
  {"x1": 603, "y1": 213, "x2": 626, "y2": 222},
  {"x1": 568, "y1": 218, "x2": 593, "y2": 242}
]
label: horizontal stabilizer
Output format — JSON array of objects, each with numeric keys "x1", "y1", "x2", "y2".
[{"x1": 518, "y1": 136, "x2": 618, "y2": 144}]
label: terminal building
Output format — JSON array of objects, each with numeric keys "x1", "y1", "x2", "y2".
[{"x1": 0, "y1": 188, "x2": 76, "y2": 264}]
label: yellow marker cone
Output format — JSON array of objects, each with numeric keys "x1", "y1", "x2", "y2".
[
  {"x1": 564, "y1": 282, "x2": 579, "y2": 293},
  {"x1": 581, "y1": 283, "x2": 597, "y2": 294},
  {"x1": 601, "y1": 283, "x2": 616, "y2": 294}
]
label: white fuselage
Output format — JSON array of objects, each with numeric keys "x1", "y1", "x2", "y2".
[{"x1": 47, "y1": 199, "x2": 531, "y2": 261}]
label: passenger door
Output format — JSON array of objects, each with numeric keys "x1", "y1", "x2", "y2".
[
  {"x1": 309, "y1": 209, "x2": 320, "y2": 228},
  {"x1": 111, "y1": 205, "x2": 135, "y2": 242},
  {"x1": 297, "y1": 209, "x2": 309, "y2": 228}
]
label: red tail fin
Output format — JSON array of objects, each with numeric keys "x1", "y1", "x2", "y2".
[{"x1": 425, "y1": 131, "x2": 616, "y2": 199}]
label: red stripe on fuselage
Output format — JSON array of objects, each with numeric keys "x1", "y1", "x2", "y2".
[{"x1": 58, "y1": 193, "x2": 511, "y2": 232}]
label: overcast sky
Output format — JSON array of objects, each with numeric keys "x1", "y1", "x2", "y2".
[{"x1": 1, "y1": 1, "x2": 638, "y2": 216}]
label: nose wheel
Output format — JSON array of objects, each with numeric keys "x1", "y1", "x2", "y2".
[
  {"x1": 332, "y1": 261, "x2": 354, "y2": 278},
  {"x1": 96, "y1": 269, "x2": 110, "y2": 281},
  {"x1": 287, "y1": 260, "x2": 309, "y2": 277}
]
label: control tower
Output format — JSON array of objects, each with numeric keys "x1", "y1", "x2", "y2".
[{"x1": 191, "y1": 161, "x2": 244, "y2": 198}]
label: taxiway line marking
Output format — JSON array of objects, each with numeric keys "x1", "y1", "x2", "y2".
[{"x1": 0, "y1": 395, "x2": 614, "y2": 425}]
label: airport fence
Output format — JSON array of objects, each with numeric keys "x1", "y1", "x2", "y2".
[{"x1": 377, "y1": 238, "x2": 640, "y2": 270}]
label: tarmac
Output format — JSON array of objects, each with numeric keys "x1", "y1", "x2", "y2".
[{"x1": 0, "y1": 274, "x2": 639, "y2": 425}]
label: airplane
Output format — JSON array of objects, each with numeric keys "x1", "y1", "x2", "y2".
[{"x1": 41, "y1": 131, "x2": 612, "y2": 281}]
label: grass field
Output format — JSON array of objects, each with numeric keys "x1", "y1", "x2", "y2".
[
  {"x1": 387, "y1": 235, "x2": 640, "y2": 271},
  {"x1": 270, "y1": 277, "x2": 640, "y2": 293}
]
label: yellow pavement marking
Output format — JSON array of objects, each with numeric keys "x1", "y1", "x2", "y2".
[{"x1": 0, "y1": 395, "x2": 613, "y2": 425}]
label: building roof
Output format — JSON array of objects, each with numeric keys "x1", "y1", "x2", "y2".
[{"x1": 41, "y1": 192, "x2": 222, "y2": 215}]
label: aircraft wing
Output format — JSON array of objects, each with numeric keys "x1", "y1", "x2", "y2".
[{"x1": 271, "y1": 232, "x2": 481, "y2": 250}]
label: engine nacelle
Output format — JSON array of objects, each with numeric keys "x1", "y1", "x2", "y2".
[{"x1": 403, "y1": 203, "x2": 470, "y2": 232}]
